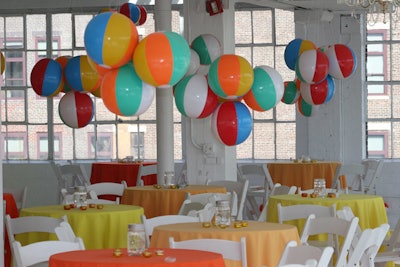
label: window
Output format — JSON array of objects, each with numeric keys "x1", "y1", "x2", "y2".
[
  {"x1": 366, "y1": 16, "x2": 400, "y2": 159},
  {"x1": 89, "y1": 132, "x2": 113, "y2": 159},
  {"x1": 2, "y1": 132, "x2": 27, "y2": 159},
  {"x1": 35, "y1": 37, "x2": 60, "y2": 60},
  {"x1": 131, "y1": 132, "x2": 144, "y2": 159},
  {"x1": 37, "y1": 132, "x2": 62, "y2": 159},
  {"x1": 234, "y1": 6, "x2": 296, "y2": 160},
  {"x1": 367, "y1": 131, "x2": 388, "y2": 158}
]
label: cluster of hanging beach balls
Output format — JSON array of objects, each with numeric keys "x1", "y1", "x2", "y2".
[{"x1": 282, "y1": 38, "x2": 357, "y2": 117}]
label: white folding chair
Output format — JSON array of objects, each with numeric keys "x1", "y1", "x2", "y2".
[
  {"x1": 86, "y1": 180, "x2": 127, "y2": 204},
  {"x1": 4, "y1": 186, "x2": 28, "y2": 212},
  {"x1": 237, "y1": 163, "x2": 274, "y2": 219},
  {"x1": 374, "y1": 217, "x2": 400, "y2": 266},
  {"x1": 278, "y1": 240, "x2": 334, "y2": 267},
  {"x1": 258, "y1": 183, "x2": 297, "y2": 222},
  {"x1": 141, "y1": 214, "x2": 199, "y2": 247},
  {"x1": 206, "y1": 179, "x2": 249, "y2": 220},
  {"x1": 277, "y1": 203, "x2": 336, "y2": 224},
  {"x1": 347, "y1": 223, "x2": 389, "y2": 267},
  {"x1": 279, "y1": 260, "x2": 318, "y2": 267},
  {"x1": 331, "y1": 163, "x2": 365, "y2": 192},
  {"x1": 169, "y1": 236, "x2": 248, "y2": 267},
  {"x1": 12, "y1": 235, "x2": 85, "y2": 267},
  {"x1": 136, "y1": 164, "x2": 157, "y2": 186},
  {"x1": 300, "y1": 214, "x2": 359, "y2": 267},
  {"x1": 361, "y1": 159, "x2": 384, "y2": 194}
]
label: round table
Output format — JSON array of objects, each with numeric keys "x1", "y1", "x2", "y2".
[
  {"x1": 267, "y1": 161, "x2": 343, "y2": 189},
  {"x1": 18, "y1": 204, "x2": 144, "y2": 249},
  {"x1": 150, "y1": 221, "x2": 300, "y2": 267},
  {"x1": 121, "y1": 185, "x2": 226, "y2": 218},
  {"x1": 49, "y1": 248, "x2": 226, "y2": 267},
  {"x1": 267, "y1": 194, "x2": 388, "y2": 230}
]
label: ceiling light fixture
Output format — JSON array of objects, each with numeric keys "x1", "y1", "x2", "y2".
[{"x1": 342, "y1": 0, "x2": 400, "y2": 25}]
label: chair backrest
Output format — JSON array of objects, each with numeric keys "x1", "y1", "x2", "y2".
[
  {"x1": 257, "y1": 184, "x2": 297, "y2": 222},
  {"x1": 141, "y1": 214, "x2": 199, "y2": 247},
  {"x1": 384, "y1": 216, "x2": 400, "y2": 251},
  {"x1": 347, "y1": 223, "x2": 390, "y2": 267},
  {"x1": 361, "y1": 159, "x2": 384, "y2": 194},
  {"x1": 86, "y1": 180, "x2": 127, "y2": 204},
  {"x1": 278, "y1": 240, "x2": 334, "y2": 267},
  {"x1": 179, "y1": 201, "x2": 216, "y2": 222},
  {"x1": 206, "y1": 179, "x2": 249, "y2": 220},
  {"x1": 5, "y1": 214, "x2": 69, "y2": 244},
  {"x1": 4, "y1": 186, "x2": 28, "y2": 211},
  {"x1": 271, "y1": 183, "x2": 298, "y2": 196},
  {"x1": 237, "y1": 163, "x2": 274, "y2": 195},
  {"x1": 137, "y1": 164, "x2": 157, "y2": 186},
  {"x1": 277, "y1": 203, "x2": 336, "y2": 224},
  {"x1": 12, "y1": 237, "x2": 85, "y2": 267},
  {"x1": 169, "y1": 236, "x2": 248, "y2": 267},
  {"x1": 331, "y1": 163, "x2": 365, "y2": 191},
  {"x1": 300, "y1": 214, "x2": 360, "y2": 267},
  {"x1": 58, "y1": 163, "x2": 90, "y2": 187}
]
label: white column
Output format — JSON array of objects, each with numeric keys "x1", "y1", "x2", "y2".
[{"x1": 154, "y1": 0, "x2": 175, "y2": 184}]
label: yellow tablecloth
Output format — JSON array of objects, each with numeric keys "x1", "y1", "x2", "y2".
[
  {"x1": 150, "y1": 221, "x2": 300, "y2": 267},
  {"x1": 267, "y1": 161, "x2": 343, "y2": 189},
  {"x1": 121, "y1": 185, "x2": 226, "y2": 218},
  {"x1": 267, "y1": 194, "x2": 388, "y2": 230},
  {"x1": 18, "y1": 204, "x2": 144, "y2": 249}
]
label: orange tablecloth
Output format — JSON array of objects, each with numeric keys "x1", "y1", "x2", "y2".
[
  {"x1": 267, "y1": 161, "x2": 344, "y2": 189},
  {"x1": 90, "y1": 161, "x2": 157, "y2": 187},
  {"x1": 121, "y1": 185, "x2": 226, "y2": 218},
  {"x1": 49, "y1": 248, "x2": 226, "y2": 267},
  {"x1": 151, "y1": 221, "x2": 300, "y2": 267},
  {"x1": 267, "y1": 194, "x2": 388, "y2": 231},
  {"x1": 4, "y1": 193, "x2": 19, "y2": 267},
  {"x1": 18, "y1": 204, "x2": 144, "y2": 249}
]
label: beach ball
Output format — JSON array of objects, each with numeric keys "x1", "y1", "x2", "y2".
[
  {"x1": 59, "y1": 91, "x2": 94, "y2": 128},
  {"x1": 243, "y1": 65, "x2": 284, "y2": 111},
  {"x1": 300, "y1": 75, "x2": 335, "y2": 105},
  {"x1": 211, "y1": 101, "x2": 252, "y2": 146},
  {"x1": 191, "y1": 34, "x2": 222, "y2": 66},
  {"x1": 174, "y1": 74, "x2": 218, "y2": 119},
  {"x1": 297, "y1": 95, "x2": 318, "y2": 117},
  {"x1": 324, "y1": 44, "x2": 357, "y2": 79},
  {"x1": 119, "y1": 3, "x2": 141, "y2": 24},
  {"x1": 84, "y1": 12, "x2": 139, "y2": 69},
  {"x1": 282, "y1": 81, "x2": 300, "y2": 104},
  {"x1": 64, "y1": 55, "x2": 102, "y2": 93},
  {"x1": 0, "y1": 51, "x2": 5, "y2": 74},
  {"x1": 101, "y1": 62, "x2": 155, "y2": 116},
  {"x1": 133, "y1": 31, "x2": 191, "y2": 88},
  {"x1": 136, "y1": 5, "x2": 147, "y2": 25},
  {"x1": 295, "y1": 49, "x2": 329, "y2": 84},
  {"x1": 91, "y1": 87, "x2": 102, "y2": 98},
  {"x1": 185, "y1": 49, "x2": 200, "y2": 76},
  {"x1": 284, "y1": 39, "x2": 316, "y2": 71},
  {"x1": 30, "y1": 58, "x2": 63, "y2": 97},
  {"x1": 208, "y1": 54, "x2": 254, "y2": 100},
  {"x1": 55, "y1": 55, "x2": 73, "y2": 93}
]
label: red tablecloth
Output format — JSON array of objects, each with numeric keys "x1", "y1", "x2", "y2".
[
  {"x1": 90, "y1": 161, "x2": 157, "y2": 187},
  {"x1": 4, "y1": 193, "x2": 19, "y2": 267},
  {"x1": 49, "y1": 248, "x2": 226, "y2": 267}
]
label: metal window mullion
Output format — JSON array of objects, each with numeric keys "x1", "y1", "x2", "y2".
[{"x1": 46, "y1": 13, "x2": 55, "y2": 160}]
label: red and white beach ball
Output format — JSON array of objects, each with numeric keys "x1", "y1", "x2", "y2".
[
  {"x1": 295, "y1": 49, "x2": 329, "y2": 84},
  {"x1": 300, "y1": 75, "x2": 335, "y2": 105},
  {"x1": 211, "y1": 101, "x2": 253, "y2": 146},
  {"x1": 174, "y1": 74, "x2": 218, "y2": 119},
  {"x1": 243, "y1": 65, "x2": 284, "y2": 111},
  {"x1": 101, "y1": 62, "x2": 155, "y2": 116},
  {"x1": 58, "y1": 91, "x2": 94, "y2": 128},
  {"x1": 324, "y1": 44, "x2": 357, "y2": 80}
]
